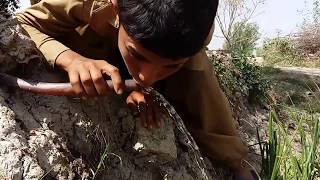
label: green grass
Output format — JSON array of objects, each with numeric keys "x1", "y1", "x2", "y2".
[
  {"x1": 259, "y1": 110, "x2": 320, "y2": 179},
  {"x1": 89, "y1": 127, "x2": 122, "y2": 180},
  {"x1": 263, "y1": 57, "x2": 320, "y2": 68},
  {"x1": 261, "y1": 66, "x2": 320, "y2": 113},
  {"x1": 258, "y1": 111, "x2": 284, "y2": 179},
  {"x1": 258, "y1": 66, "x2": 320, "y2": 179}
]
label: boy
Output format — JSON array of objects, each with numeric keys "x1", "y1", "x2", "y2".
[{"x1": 16, "y1": 0, "x2": 256, "y2": 179}]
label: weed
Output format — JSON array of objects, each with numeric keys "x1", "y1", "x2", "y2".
[
  {"x1": 259, "y1": 110, "x2": 320, "y2": 179},
  {"x1": 89, "y1": 127, "x2": 122, "y2": 180}
]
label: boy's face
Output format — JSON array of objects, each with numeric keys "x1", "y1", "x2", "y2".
[{"x1": 118, "y1": 25, "x2": 189, "y2": 87}]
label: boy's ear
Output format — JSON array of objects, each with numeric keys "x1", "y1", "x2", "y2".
[{"x1": 205, "y1": 23, "x2": 215, "y2": 46}]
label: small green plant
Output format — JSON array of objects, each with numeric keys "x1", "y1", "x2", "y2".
[
  {"x1": 89, "y1": 127, "x2": 122, "y2": 180},
  {"x1": 258, "y1": 111, "x2": 286, "y2": 179},
  {"x1": 259, "y1": 110, "x2": 320, "y2": 179},
  {"x1": 92, "y1": 144, "x2": 110, "y2": 179}
]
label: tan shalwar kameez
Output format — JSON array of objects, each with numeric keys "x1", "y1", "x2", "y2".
[{"x1": 16, "y1": 0, "x2": 248, "y2": 167}]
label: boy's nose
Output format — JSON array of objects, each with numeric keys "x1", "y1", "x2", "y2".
[{"x1": 138, "y1": 64, "x2": 159, "y2": 87}]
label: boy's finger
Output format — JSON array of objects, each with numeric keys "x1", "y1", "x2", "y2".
[
  {"x1": 159, "y1": 105, "x2": 168, "y2": 116},
  {"x1": 126, "y1": 96, "x2": 137, "y2": 111},
  {"x1": 68, "y1": 71, "x2": 84, "y2": 96},
  {"x1": 127, "y1": 102, "x2": 136, "y2": 111},
  {"x1": 155, "y1": 105, "x2": 161, "y2": 128},
  {"x1": 89, "y1": 65, "x2": 109, "y2": 95},
  {"x1": 138, "y1": 102, "x2": 147, "y2": 128},
  {"x1": 79, "y1": 66, "x2": 98, "y2": 97},
  {"x1": 101, "y1": 64, "x2": 123, "y2": 94},
  {"x1": 147, "y1": 104, "x2": 153, "y2": 129}
]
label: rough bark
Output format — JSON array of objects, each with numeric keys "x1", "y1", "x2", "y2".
[{"x1": 0, "y1": 16, "x2": 228, "y2": 180}]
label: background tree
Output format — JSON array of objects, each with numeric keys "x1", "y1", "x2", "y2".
[
  {"x1": 216, "y1": 0, "x2": 265, "y2": 50},
  {"x1": 224, "y1": 22, "x2": 260, "y2": 58},
  {"x1": 293, "y1": 0, "x2": 320, "y2": 55},
  {"x1": 214, "y1": 0, "x2": 268, "y2": 103},
  {"x1": 312, "y1": 0, "x2": 320, "y2": 23}
]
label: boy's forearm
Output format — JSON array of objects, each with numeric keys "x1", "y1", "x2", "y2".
[
  {"x1": 16, "y1": 0, "x2": 92, "y2": 67},
  {"x1": 17, "y1": 23, "x2": 70, "y2": 67},
  {"x1": 55, "y1": 50, "x2": 83, "y2": 71},
  {"x1": 16, "y1": 0, "x2": 90, "y2": 34}
]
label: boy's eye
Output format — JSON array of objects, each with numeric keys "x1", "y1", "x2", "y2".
[
  {"x1": 127, "y1": 46, "x2": 150, "y2": 63},
  {"x1": 129, "y1": 51, "x2": 149, "y2": 63}
]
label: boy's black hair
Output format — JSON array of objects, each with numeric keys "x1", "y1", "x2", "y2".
[{"x1": 118, "y1": 0, "x2": 218, "y2": 59}]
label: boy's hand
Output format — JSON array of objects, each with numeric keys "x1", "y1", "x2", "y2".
[
  {"x1": 55, "y1": 50, "x2": 123, "y2": 97},
  {"x1": 126, "y1": 91, "x2": 162, "y2": 129}
]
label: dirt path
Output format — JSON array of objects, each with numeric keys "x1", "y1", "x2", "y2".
[{"x1": 276, "y1": 66, "x2": 320, "y2": 77}]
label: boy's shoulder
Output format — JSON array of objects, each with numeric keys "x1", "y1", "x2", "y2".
[
  {"x1": 182, "y1": 50, "x2": 207, "y2": 71},
  {"x1": 89, "y1": 0, "x2": 119, "y2": 29}
]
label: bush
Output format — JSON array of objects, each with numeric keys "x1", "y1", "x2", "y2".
[
  {"x1": 259, "y1": 37, "x2": 304, "y2": 66},
  {"x1": 209, "y1": 51, "x2": 269, "y2": 105},
  {"x1": 208, "y1": 51, "x2": 247, "y2": 97},
  {"x1": 211, "y1": 22, "x2": 268, "y2": 104},
  {"x1": 233, "y1": 56, "x2": 269, "y2": 103}
]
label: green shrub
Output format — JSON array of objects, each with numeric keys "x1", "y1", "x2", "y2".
[
  {"x1": 260, "y1": 37, "x2": 304, "y2": 66},
  {"x1": 211, "y1": 22, "x2": 269, "y2": 104},
  {"x1": 209, "y1": 51, "x2": 269, "y2": 104},
  {"x1": 233, "y1": 56, "x2": 269, "y2": 103},
  {"x1": 209, "y1": 52, "x2": 248, "y2": 97}
]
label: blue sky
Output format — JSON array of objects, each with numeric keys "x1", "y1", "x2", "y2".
[
  {"x1": 18, "y1": 0, "x2": 312, "y2": 49},
  {"x1": 208, "y1": 0, "x2": 311, "y2": 49},
  {"x1": 257, "y1": 0, "x2": 306, "y2": 38}
]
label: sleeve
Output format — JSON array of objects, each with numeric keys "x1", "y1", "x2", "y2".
[
  {"x1": 16, "y1": 0, "x2": 94, "y2": 67},
  {"x1": 157, "y1": 50, "x2": 248, "y2": 165}
]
